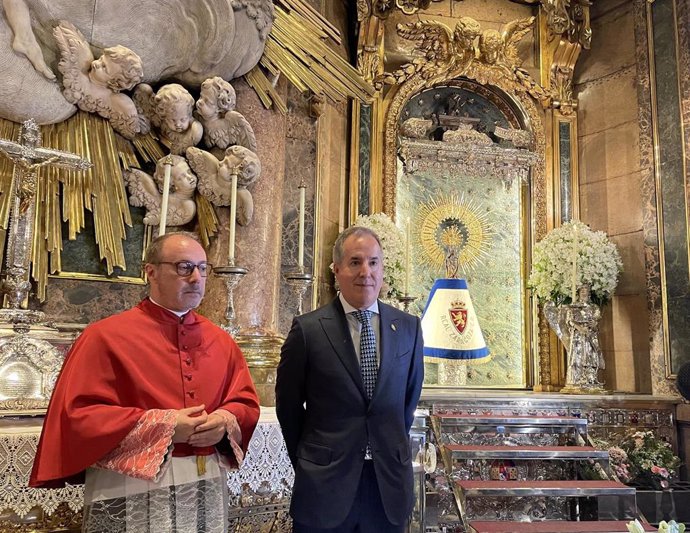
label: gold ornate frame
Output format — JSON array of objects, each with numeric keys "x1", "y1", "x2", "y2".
[
  {"x1": 351, "y1": 1, "x2": 595, "y2": 391},
  {"x1": 382, "y1": 79, "x2": 547, "y2": 389}
]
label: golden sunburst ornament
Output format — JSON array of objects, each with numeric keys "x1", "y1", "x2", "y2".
[{"x1": 416, "y1": 193, "x2": 493, "y2": 273}]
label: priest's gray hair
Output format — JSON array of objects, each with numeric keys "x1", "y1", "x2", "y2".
[
  {"x1": 144, "y1": 231, "x2": 202, "y2": 264},
  {"x1": 332, "y1": 226, "x2": 383, "y2": 265}
]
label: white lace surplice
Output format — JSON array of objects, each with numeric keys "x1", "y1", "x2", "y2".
[
  {"x1": 81, "y1": 409, "x2": 242, "y2": 533},
  {"x1": 82, "y1": 455, "x2": 228, "y2": 533}
]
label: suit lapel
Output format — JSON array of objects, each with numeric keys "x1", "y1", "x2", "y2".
[
  {"x1": 373, "y1": 301, "x2": 399, "y2": 401},
  {"x1": 320, "y1": 299, "x2": 367, "y2": 398}
]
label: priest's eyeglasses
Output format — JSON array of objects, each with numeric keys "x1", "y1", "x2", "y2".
[{"x1": 155, "y1": 261, "x2": 212, "y2": 277}]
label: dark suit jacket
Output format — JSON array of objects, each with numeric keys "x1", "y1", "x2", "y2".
[{"x1": 275, "y1": 298, "x2": 424, "y2": 528}]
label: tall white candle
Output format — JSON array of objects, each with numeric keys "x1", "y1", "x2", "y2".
[
  {"x1": 158, "y1": 156, "x2": 173, "y2": 237},
  {"x1": 228, "y1": 173, "x2": 238, "y2": 265},
  {"x1": 297, "y1": 184, "x2": 306, "y2": 270},
  {"x1": 571, "y1": 224, "x2": 579, "y2": 302},
  {"x1": 404, "y1": 218, "x2": 411, "y2": 295}
]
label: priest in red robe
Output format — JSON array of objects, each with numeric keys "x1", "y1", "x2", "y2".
[{"x1": 30, "y1": 231, "x2": 260, "y2": 533}]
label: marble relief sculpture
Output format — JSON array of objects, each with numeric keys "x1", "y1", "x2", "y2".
[
  {"x1": 0, "y1": 0, "x2": 274, "y2": 124},
  {"x1": 3, "y1": 0, "x2": 53, "y2": 79},
  {"x1": 53, "y1": 21, "x2": 144, "y2": 139},
  {"x1": 197, "y1": 76, "x2": 257, "y2": 155},
  {"x1": 187, "y1": 145, "x2": 261, "y2": 226},
  {"x1": 134, "y1": 83, "x2": 203, "y2": 154},
  {"x1": 123, "y1": 155, "x2": 198, "y2": 226}
]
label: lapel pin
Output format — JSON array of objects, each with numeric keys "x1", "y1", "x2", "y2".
[{"x1": 391, "y1": 324, "x2": 397, "y2": 331}]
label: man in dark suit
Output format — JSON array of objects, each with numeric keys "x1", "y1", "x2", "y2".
[{"x1": 276, "y1": 226, "x2": 424, "y2": 533}]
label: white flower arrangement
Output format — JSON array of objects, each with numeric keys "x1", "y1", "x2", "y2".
[
  {"x1": 353, "y1": 213, "x2": 406, "y2": 299},
  {"x1": 528, "y1": 220, "x2": 623, "y2": 306}
]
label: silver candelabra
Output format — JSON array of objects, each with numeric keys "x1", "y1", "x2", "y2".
[
  {"x1": 213, "y1": 265, "x2": 248, "y2": 336},
  {"x1": 285, "y1": 269, "x2": 313, "y2": 316}
]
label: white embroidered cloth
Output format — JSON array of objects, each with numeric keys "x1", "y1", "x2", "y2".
[{"x1": 1, "y1": 410, "x2": 293, "y2": 518}]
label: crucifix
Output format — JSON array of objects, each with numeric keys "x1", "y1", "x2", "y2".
[{"x1": 0, "y1": 119, "x2": 91, "y2": 314}]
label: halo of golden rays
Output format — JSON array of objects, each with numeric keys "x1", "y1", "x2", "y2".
[{"x1": 416, "y1": 193, "x2": 493, "y2": 273}]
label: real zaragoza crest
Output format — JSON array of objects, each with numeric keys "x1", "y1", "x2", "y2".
[{"x1": 449, "y1": 299, "x2": 468, "y2": 334}]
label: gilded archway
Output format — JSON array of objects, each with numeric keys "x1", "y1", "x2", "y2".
[{"x1": 376, "y1": 15, "x2": 555, "y2": 389}]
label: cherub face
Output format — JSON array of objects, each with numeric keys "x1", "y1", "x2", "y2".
[
  {"x1": 218, "y1": 153, "x2": 244, "y2": 182},
  {"x1": 171, "y1": 162, "x2": 197, "y2": 192},
  {"x1": 163, "y1": 102, "x2": 193, "y2": 133},
  {"x1": 196, "y1": 93, "x2": 218, "y2": 121},
  {"x1": 90, "y1": 55, "x2": 123, "y2": 88}
]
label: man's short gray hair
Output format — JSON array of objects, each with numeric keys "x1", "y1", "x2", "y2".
[
  {"x1": 144, "y1": 231, "x2": 201, "y2": 264},
  {"x1": 332, "y1": 226, "x2": 383, "y2": 265}
]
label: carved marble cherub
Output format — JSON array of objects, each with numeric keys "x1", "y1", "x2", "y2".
[
  {"x1": 134, "y1": 83, "x2": 203, "y2": 155},
  {"x1": 123, "y1": 155, "x2": 197, "y2": 226},
  {"x1": 0, "y1": 2, "x2": 275, "y2": 125},
  {"x1": 196, "y1": 76, "x2": 257, "y2": 155},
  {"x1": 186, "y1": 145, "x2": 261, "y2": 226},
  {"x1": 53, "y1": 21, "x2": 144, "y2": 139}
]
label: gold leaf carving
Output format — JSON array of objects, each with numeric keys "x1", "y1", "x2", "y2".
[{"x1": 378, "y1": 16, "x2": 553, "y2": 105}]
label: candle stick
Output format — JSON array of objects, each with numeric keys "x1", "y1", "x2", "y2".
[
  {"x1": 228, "y1": 172, "x2": 238, "y2": 266},
  {"x1": 571, "y1": 224, "x2": 579, "y2": 302},
  {"x1": 405, "y1": 218, "x2": 411, "y2": 295},
  {"x1": 158, "y1": 155, "x2": 173, "y2": 237},
  {"x1": 297, "y1": 182, "x2": 306, "y2": 271}
]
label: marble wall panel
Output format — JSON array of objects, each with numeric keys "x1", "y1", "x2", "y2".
[
  {"x1": 629, "y1": 0, "x2": 673, "y2": 396},
  {"x1": 577, "y1": 74, "x2": 639, "y2": 138},
  {"x1": 610, "y1": 232, "x2": 647, "y2": 296},
  {"x1": 579, "y1": 172, "x2": 644, "y2": 235},
  {"x1": 602, "y1": 294, "x2": 651, "y2": 353},
  {"x1": 286, "y1": 85, "x2": 317, "y2": 142},
  {"x1": 630, "y1": 0, "x2": 690, "y2": 385},
  {"x1": 603, "y1": 349, "x2": 643, "y2": 392},
  {"x1": 358, "y1": 104, "x2": 372, "y2": 216},
  {"x1": 579, "y1": 123, "x2": 641, "y2": 184},
  {"x1": 280, "y1": 132, "x2": 317, "y2": 336},
  {"x1": 38, "y1": 278, "x2": 147, "y2": 325},
  {"x1": 200, "y1": 78, "x2": 287, "y2": 337},
  {"x1": 599, "y1": 293, "x2": 653, "y2": 393}
]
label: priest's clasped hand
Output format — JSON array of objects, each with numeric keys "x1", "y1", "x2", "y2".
[
  {"x1": 188, "y1": 411, "x2": 228, "y2": 447},
  {"x1": 172, "y1": 404, "x2": 208, "y2": 443}
]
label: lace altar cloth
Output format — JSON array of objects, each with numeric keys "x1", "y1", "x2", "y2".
[
  {"x1": 0, "y1": 409, "x2": 294, "y2": 520},
  {"x1": 0, "y1": 419, "x2": 83, "y2": 518},
  {"x1": 226, "y1": 408, "x2": 294, "y2": 506}
]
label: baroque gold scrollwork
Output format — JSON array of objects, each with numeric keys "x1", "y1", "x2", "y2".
[
  {"x1": 361, "y1": 0, "x2": 461, "y2": 18},
  {"x1": 357, "y1": 44, "x2": 382, "y2": 85},
  {"x1": 378, "y1": 16, "x2": 552, "y2": 105},
  {"x1": 511, "y1": 0, "x2": 592, "y2": 49},
  {"x1": 551, "y1": 65, "x2": 576, "y2": 115}
]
